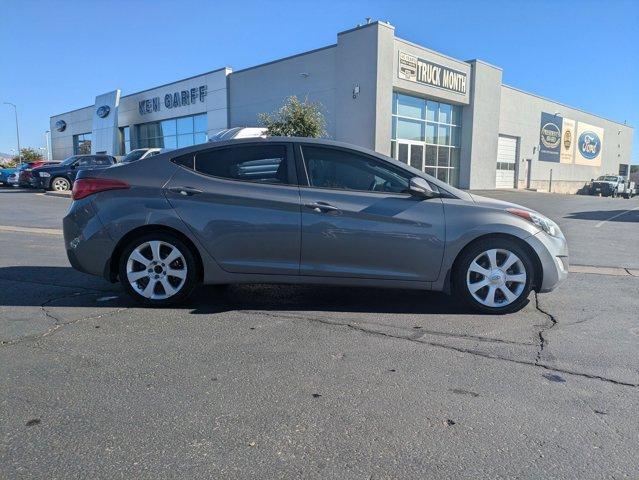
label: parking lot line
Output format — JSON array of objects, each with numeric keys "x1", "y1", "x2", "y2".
[
  {"x1": 0, "y1": 225, "x2": 63, "y2": 236},
  {"x1": 594, "y1": 206, "x2": 639, "y2": 228}
]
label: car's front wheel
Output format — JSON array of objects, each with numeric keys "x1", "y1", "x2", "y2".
[
  {"x1": 454, "y1": 238, "x2": 535, "y2": 314},
  {"x1": 51, "y1": 176, "x2": 71, "y2": 191},
  {"x1": 118, "y1": 233, "x2": 199, "y2": 306}
]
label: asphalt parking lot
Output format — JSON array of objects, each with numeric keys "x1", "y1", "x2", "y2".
[{"x1": 1, "y1": 189, "x2": 638, "y2": 479}]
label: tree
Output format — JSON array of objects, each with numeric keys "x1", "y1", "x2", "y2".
[
  {"x1": 12, "y1": 147, "x2": 43, "y2": 164},
  {"x1": 258, "y1": 96, "x2": 327, "y2": 138}
]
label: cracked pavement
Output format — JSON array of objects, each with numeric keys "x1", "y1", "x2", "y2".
[{"x1": 1, "y1": 191, "x2": 638, "y2": 479}]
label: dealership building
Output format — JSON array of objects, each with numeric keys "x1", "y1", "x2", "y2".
[{"x1": 50, "y1": 21, "x2": 634, "y2": 192}]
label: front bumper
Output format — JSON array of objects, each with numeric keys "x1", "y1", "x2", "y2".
[
  {"x1": 527, "y1": 230, "x2": 569, "y2": 293},
  {"x1": 30, "y1": 176, "x2": 51, "y2": 189}
]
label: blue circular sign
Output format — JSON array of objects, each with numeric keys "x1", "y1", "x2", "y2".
[
  {"x1": 578, "y1": 131, "x2": 601, "y2": 160},
  {"x1": 96, "y1": 105, "x2": 110, "y2": 118},
  {"x1": 55, "y1": 120, "x2": 66, "y2": 132}
]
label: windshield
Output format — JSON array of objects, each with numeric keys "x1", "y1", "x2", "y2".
[
  {"x1": 121, "y1": 150, "x2": 147, "y2": 163},
  {"x1": 60, "y1": 156, "x2": 79, "y2": 166},
  {"x1": 597, "y1": 175, "x2": 618, "y2": 182}
]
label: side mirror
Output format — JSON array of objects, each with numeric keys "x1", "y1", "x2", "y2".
[{"x1": 409, "y1": 177, "x2": 438, "y2": 198}]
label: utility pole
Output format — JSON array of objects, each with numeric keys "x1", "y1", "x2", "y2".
[{"x1": 3, "y1": 102, "x2": 22, "y2": 166}]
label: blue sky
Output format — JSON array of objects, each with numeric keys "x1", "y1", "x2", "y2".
[{"x1": 1, "y1": 0, "x2": 637, "y2": 163}]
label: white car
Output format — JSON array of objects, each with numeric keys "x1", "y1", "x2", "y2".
[
  {"x1": 120, "y1": 148, "x2": 162, "y2": 163},
  {"x1": 208, "y1": 127, "x2": 267, "y2": 142}
]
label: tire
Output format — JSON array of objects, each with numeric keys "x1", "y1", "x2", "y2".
[
  {"x1": 118, "y1": 232, "x2": 199, "y2": 306},
  {"x1": 453, "y1": 237, "x2": 535, "y2": 314},
  {"x1": 50, "y1": 176, "x2": 71, "y2": 191}
]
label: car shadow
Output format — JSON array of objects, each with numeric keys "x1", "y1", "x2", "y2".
[
  {"x1": 0, "y1": 266, "x2": 476, "y2": 315},
  {"x1": 564, "y1": 209, "x2": 639, "y2": 222}
]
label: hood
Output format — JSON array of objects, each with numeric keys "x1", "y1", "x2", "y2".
[
  {"x1": 36, "y1": 164, "x2": 67, "y2": 172},
  {"x1": 468, "y1": 193, "x2": 536, "y2": 213}
]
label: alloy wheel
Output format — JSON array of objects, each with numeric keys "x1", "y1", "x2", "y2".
[
  {"x1": 126, "y1": 240, "x2": 188, "y2": 300},
  {"x1": 52, "y1": 178, "x2": 70, "y2": 191},
  {"x1": 466, "y1": 248, "x2": 527, "y2": 308}
]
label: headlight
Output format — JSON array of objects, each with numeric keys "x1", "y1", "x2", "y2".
[
  {"x1": 507, "y1": 208, "x2": 561, "y2": 237},
  {"x1": 39, "y1": 171, "x2": 51, "y2": 177}
]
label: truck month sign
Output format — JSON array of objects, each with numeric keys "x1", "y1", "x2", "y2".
[{"x1": 398, "y1": 51, "x2": 467, "y2": 95}]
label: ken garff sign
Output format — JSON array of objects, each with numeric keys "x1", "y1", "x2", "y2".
[
  {"x1": 96, "y1": 105, "x2": 110, "y2": 118},
  {"x1": 398, "y1": 51, "x2": 467, "y2": 95},
  {"x1": 139, "y1": 85, "x2": 208, "y2": 115}
]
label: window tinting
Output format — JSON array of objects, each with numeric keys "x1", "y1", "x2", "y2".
[
  {"x1": 93, "y1": 157, "x2": 112, "y2": 166},
  {"x1": 195, "y1": 145, "x2": 289, "y2": 185},
  {"x1": 302, "y1": 146, "x2": 410, "y2": 194}
]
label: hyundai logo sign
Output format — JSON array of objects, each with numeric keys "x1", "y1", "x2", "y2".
[
  {"x1": 578, "y1": 131, "x2": 601, "y2": 160},
  {"x1": 96, "y1": 105, "x2": 111, "y2": 118},
  {"x1": 55, "y1": 120, "x2": 67, "y2": 132}
]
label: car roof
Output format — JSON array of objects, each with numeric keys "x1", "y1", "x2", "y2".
[{"x1": 161, "y1": 136, "x2": 468, "y2": 199}]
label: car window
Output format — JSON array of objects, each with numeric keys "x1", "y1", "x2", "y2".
[
  {"x1": 93, "y1": 157, "x2": 112, "y2": 166},
  {"x1": 77, "y1": 157, "x2": 92, "y2": 167},
  {"x1": 122, "y1": 150, "x2": 146, "y2": 163},
  {"x1": 194, "y1": 145, "x2": 290, "y2": 185},
  {"x1": 301, "y1": 146, "x2": 410, "y2": 194}
]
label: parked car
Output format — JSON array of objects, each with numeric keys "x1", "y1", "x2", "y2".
[
  {"x1": 31, "y1": 154, "x2": 116, "y2": 191},
  {"x1": 64, "y1": 137, "x2": 568, "y2": 313},
  {"x1": 120, "y1": 148, "x2": 162, "y2": 163},
  {"x1": 18, "y1": 161, "x2": 60, "y2": 188},
  {"x1": 3, "y1": 162, "x2": 43, "y2": 187},
  {"x1": 587, "y1": 175, "x2": 635, "y2": 198},
  {"x1": 0, "y1": 166, "x2": 17, "y2": 186},
  {"x1": 208, "y1": 127, "x2": 267, "y2": 142}
]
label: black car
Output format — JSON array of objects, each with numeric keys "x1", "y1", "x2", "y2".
[{"x1": 31, "y1": 154, "x2": 116, "y2": 191}]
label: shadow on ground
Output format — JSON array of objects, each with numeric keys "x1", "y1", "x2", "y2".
[
  {"x1": 0, "y1": 265, "x2": 479, "y2": 315},
  {"x1": 565, "y1": 209, "x2": 639, "y2": 222}
]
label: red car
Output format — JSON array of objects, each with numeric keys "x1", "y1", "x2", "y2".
[{"x1": 18, "y1": 161, "x2": 60, "y2": 188}]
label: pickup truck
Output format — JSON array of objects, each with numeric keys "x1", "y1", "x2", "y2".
[{"x1": 588, "y1": 175, "x2": 635, "y2": 198}]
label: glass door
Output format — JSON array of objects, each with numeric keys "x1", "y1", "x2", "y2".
[{"x1": 394, "y1": 141, "x2": 424, "y2": 171}]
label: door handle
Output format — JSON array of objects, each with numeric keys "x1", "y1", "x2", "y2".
[
  {"x1": 304, "y1": 201, "x2": 340, "y2": 213},
  {"x1": 168, "y1": 186, "x2": 202, "y2": 196}
]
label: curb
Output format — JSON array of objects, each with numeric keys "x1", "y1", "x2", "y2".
[{"x1": 43, "y1": 191, "x2": 72, "y2": 199}]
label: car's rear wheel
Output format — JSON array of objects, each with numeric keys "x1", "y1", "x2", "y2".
[
  {"x1": 51, "y1": 176, "x2": 71, "y2": 191},
  {"x1": 118, "y1": 233, "x2": 198, "y2": 306},
  {"x1": 454, "y1": 238, "x2": 535, "y2": 314}
]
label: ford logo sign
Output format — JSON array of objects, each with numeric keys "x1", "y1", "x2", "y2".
[
  {"x1": 540, "y1": 122, "x2": 561, "y2": 149},
  {"x1": 96, "y1": 105, "x2": 110, "y2": 118},
  {"x1": 55, "y1": 120, "x2": 67, "y2": 132},
  {"x1": 578, "y1": 131, "x2": 601, "y2": 160}
]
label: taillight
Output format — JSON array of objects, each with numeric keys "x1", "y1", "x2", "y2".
[{"x1": 72, "y1": 178, "x2": 129, "y2": 200}]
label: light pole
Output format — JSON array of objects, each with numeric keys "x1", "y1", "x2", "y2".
[{"x1": 3, "y1": 102, "x2": 22, "y2": 166}]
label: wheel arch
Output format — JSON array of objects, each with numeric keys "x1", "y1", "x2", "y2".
[
  {"x1": 106, "y1": 224, "x2": 204, "y2": 283},
  {"x1": 446, "y1": 233, "x2": 544, "y2": 293}
]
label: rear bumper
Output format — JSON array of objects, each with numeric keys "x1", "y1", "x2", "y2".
[
  {"x1": 63, "y1": 199, "x2": 115, "y2": 278},
  {"x1": 527, "y1": 231, "x2": 569, "y2": 293}
]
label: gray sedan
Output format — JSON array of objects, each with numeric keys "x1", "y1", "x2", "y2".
[{"x1": 63, "y1": 137, "x2": 568, "y2": 313}]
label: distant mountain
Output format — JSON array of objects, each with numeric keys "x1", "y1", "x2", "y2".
[{"x1": 0, "y1": 152, "x2": 12, "y2": 158}]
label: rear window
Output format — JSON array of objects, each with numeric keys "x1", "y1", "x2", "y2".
[{"x1": 190, "y1": 145, "x2": 290, "y2": 185}]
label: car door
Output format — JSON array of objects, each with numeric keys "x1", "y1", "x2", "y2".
[
  {"x1": 165, "y1": 142, "x2": 301, "y2": 275},
  {"x1": 297, "y1": 144, "x2": 445, "y2": 281}
]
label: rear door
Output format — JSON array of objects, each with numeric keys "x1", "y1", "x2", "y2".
[
  {"x1": 165, "y1": 143, "x2": 301, "y2": 275},
  {"x1": 297, "y1": 144, "x2": 445, "y2": 281}
]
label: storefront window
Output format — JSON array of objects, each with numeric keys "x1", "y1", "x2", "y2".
[
  {"x1": 390, "y1": 92, "x2": 462, "y2": 187},
  {"x1": 73, "y1": 132, "x2": 92, "y2": 155},
  {"x1": 121, "y1": 126, "x2": 131, "y2": 154},
  {"x1": 137, "y1": 113, "x2": 207, "y2": 150}
]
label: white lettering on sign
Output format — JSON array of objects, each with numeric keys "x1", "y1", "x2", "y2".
[{"x1": 398, "y1": 51, "x2": 467, "y2": 95}]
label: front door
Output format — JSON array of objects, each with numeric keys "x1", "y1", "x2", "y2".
[
  {"x1": 165, "y1": 143, "x2": 301, "y2": 275},
  {"x1": 297, "y1": 144, "x2": 445, "y2": 281}
]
